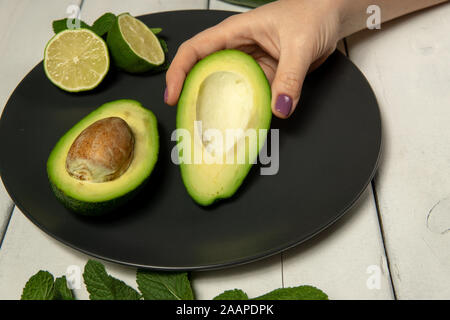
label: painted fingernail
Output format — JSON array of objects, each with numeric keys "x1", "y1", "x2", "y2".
[
  {"x1": 164, "y1": 87, "x2": 169, "y2": 103},
  {"x1": 275, "y1": 94, "x2": 292, "y2": 117}
]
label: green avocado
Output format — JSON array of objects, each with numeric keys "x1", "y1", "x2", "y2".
[
  {"x1": 47, "y1": 99, "x2": 159, "y2": 215},
  {"x1": 176, "y1": 49, "x2": 272, "y2": 206}
]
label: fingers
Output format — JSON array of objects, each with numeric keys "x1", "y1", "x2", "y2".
[
  {"x1": 254, "y1": 55, "x2": 277, "y2": 83},
  {"x1": 242, "y1": 45, "x2": 277, "y2": 83},
  {"x1": 270, "y1": 42, "x2": 312, "y2": 119},
  {"x1": 165, "y1": 16, "x2": 241, "y2": 106}
]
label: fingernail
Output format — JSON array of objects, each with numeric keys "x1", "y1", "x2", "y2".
[
  {"x1": 275, "y1": 94, "x2": 292, "y2": 117},
  {"x1": 164, "y1": 87, "x2": 168, "y2": 103}
]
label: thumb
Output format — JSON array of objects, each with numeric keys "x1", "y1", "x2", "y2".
[{"x1": 271, "y1": 46, "x2": 311, "y2": 119}]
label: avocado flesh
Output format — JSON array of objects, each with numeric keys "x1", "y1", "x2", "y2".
[
  {"x1": 177, "y1": 50, "x2": 271, "y2": 206},
  {"x1": 47, "y1": 99, "x2": 159, "y2": 215}
]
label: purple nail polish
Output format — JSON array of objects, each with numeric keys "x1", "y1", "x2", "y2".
[
  {"x1": 164, "y1": 87, "x2": 168, "y2": 103},
  {"x1": 275, "y1": 94, "x2": 292, "y2": 116}
]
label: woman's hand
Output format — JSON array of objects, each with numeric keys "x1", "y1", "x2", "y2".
[
  {"x1": 165, "y1": 0, "x2": 448, "y2": 118},
  {"x1": 165, "y1": 0, "x2": 342, "y2": 118}
]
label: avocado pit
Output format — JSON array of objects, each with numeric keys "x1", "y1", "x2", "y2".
[{"x1": 66, "y1": 117, "x2": 135, "y2": 183}]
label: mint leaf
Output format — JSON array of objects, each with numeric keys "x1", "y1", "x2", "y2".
[
  {"x1": 54, "y1": 276, "x2": 75, "y2": 300},
  {"x1": 136, "y1": 270, "x2": 194, "y2": 300},
  {"x1": 150, "y1": 27, "x2": 162, "y2": 35},
  {"x1": 91, "y1": 13, "x2": 117, "y2": 37},
  {"x1": 253, "y1": 286, "x2": 328, "y2": 300},
  {"x1": 159, "y1": 38, "x2": 168, "y2": 54},
  {"x1": 214, "y1": 289, "x2": 249, "y2": 300},
  {"x1": 83, "y1": 260, "x2": 114, "y2": 300},
  {"x1": 83, "y1": 260, "x2": 140, "y2": 300},
  {"x1": 52, "y1": 18, "x2": 91, "y2": 34},
  {"x1": 21, "y1": 271, "x2": 55, "y2": 300},
  {"x1": 109, "y1": 277, "x2": 141, "y2": 300}
]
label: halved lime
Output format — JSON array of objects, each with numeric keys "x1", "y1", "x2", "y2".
[
  {"x1": 44, "y1": 28, "x2": 109, "y2": 92},
  {"x1": 107, "y1": 13, "x2": 165, "y2": 73}
]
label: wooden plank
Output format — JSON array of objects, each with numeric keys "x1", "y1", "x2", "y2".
[
  {"x1": 0, "y1": 0, "x2": 82, "y2": 244},
  {"x1": 0, "y1": 0, "x2": 85, "y2": 295},
  {"x1": 0, "y1": 0, "x2": 82, "y2": 114},
  {"x1": 346, "y1": 2, "x2": 450, "y2": 299},
  {"x1": 192, "y1": 256, "x2": 282, "y2": 299},
  {"x1": 0, "y1": 178, "x2": 14, "y2": 245},
  {"x1": 283, "y1": 187, "x2": 394, "y2": 299},
  {"x1": 0, "y1": 207, "x2": 137, "y2": 300}
]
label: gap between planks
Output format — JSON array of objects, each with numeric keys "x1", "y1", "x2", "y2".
[
  {"x1": 371, "y1": 179, "x2": 398, "y2": 299},
  {"x1": 344, "y1": 39, "x2": 397, "y2": 299}
]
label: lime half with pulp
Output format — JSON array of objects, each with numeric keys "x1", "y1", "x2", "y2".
[
  {"x1": 107, "y1": 13, "x2": 165, "y2": 73},
  {"x1": 44, "y1": 28, "x2": 110, "y2": 92}
]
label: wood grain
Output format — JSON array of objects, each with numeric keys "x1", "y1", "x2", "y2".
[{"x1": 346, "y1": 2, "x2": 450, "y2": 299}]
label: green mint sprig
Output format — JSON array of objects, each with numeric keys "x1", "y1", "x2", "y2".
[
  {"x1": 83, "y1": 260, "x2": 141, "y2": 300},
  {"x1": 213, "y1": 286, "x2": 328, "y2": 300},
  {"x1": 91, "y1": 13, "x2": 117, "y2": 37},
  {"x1": 54, "y1": 276, "x2": 75, "y2": 300},
  {"x1": 52, "y1": 18, "x2": 91, "y2": 34},
  {"x1": 21, "y1": 271, "x2": 75, "y2": 300},
  {"x1": 137, "y1": 270, "x2": 193, "y2": 300},
  {"x1": 21, "y1": 259, "x2": 328, "y2": 300},
  {"x1": 52, "y1": 13, "x2": 117, "y2": 36}
]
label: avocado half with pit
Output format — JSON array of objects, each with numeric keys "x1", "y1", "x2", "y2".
[
  {"x1": 47, "y1": 99, "x2": 159, "y2": 215},
  {"x1": 176, "y1": 49, "x2": 272, "y2": 206}
]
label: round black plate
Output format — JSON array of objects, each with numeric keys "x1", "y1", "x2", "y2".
[{"x1": 0, "y1": 10, "x2": 381, "y2": 270}]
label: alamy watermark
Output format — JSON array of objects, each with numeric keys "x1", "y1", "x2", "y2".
[
  {"x1": 66, "y1": 265, "x2": 82, "y2": 290},
  {"x1": 171, "y1": 121, "x2": 280, "y2": 176},
  {"x1": 367, "y1": 5, "x2": 381, "y2": 30},
  {"x1": 366, "y1": 265, "x2": 382, "y2": 290},
  {"x1": 65, "y1": 4, "x2": 82, "y2": 29}
]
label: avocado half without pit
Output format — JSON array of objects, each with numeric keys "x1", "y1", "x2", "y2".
[
  {"x1": 176, "y1": 49, "x2": 272, "y2": 206},
  {"x1": 47, "y1": 99, "x2": 159, "y2": 215}
]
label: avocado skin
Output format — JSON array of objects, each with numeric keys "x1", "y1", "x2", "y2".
[{"x1": 49, "y1": 179, "x2": 144, "y2": 216}]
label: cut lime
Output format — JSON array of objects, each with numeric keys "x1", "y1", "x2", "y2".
[
  {"x1": 107, "y1": 13, "x2": 165, "y2": 73},
  {"x1": 44, "y1": 28, "x2": 109, "y2": 92}
]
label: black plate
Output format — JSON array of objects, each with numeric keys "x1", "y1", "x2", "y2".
[{"x1": 0, "y1": 10, "x2": 381, "y2": 270}]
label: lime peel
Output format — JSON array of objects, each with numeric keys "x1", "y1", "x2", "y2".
[{"x1": 107, "y1": 13, "x2": 165, "y2": 73}]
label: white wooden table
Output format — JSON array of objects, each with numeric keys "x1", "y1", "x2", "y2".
[{"x1": 0, "y1": 0, "x2": 449, "y2": 300}]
